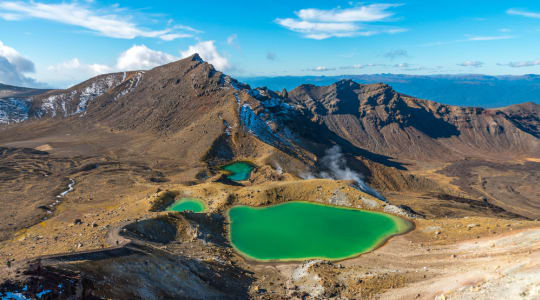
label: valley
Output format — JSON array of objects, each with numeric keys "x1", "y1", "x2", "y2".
[{"x1": 0, "y1": 55, "x2": 538, "y2": 299}]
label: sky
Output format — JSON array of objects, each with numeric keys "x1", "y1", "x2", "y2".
[{"x1": 2, "y1": 1, "x2": 540, "y2": 88}]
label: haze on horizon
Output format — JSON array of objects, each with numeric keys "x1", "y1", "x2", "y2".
[{"x1": 2, "y1": 0, "x2": 540, "y2": 88}]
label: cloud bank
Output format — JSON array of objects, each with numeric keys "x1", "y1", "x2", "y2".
[
  {"x1": 458, "y1": 60, "x2": 483, "y2": 67},
  {"x1": 180, "y1": 40, "x2": 230, "y2": 71},
  {"x1": 0, "y1": 40, "x2": 43, "y2": 87},
  {"x1": 498, "y1": 59, "x2": 540, "y2": 68},
  {"x1": 45, "y1": 41, "x2": 231, "y2": 87}
]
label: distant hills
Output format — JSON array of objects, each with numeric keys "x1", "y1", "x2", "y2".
[
  {"x1": 240, "y1": 74, "x2": 540, "y2": 108},
  {"x1": 0, "y1": 83, "x2": 50, "y2": 98}
]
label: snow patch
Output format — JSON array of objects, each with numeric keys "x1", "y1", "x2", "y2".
[
  {"x1": 114, "y1": 71, "x2": 144, "y2": 101},
  {"x1": 76, "y1": 74, "x2": 123, "y2": 112},
  {"x1": 57, "y1": 178, "x2": 75, "y2": 198},
  {"x1": 239, "y1": 103, "x2": 293, "y2": 147},
  {"x1": 223, "y1": 120, "x2": 232, "y2": 136},
  {"x1": 39, "y1": 73, "x2": 124, "y2": 117},
  {"x1": 0, "y1": 98, "x2": 30, "y2": 124}
]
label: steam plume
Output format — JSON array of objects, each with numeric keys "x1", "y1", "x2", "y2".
[{"x1": 303, "y1": 145, "x2": 386, "y2": 201}]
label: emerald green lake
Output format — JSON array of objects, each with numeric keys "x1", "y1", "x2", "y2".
[
  {"x1": 166, "y1": 198, "x2": 205, "y2": 213},
  {"x1": 221, "y1": 162, "x2": 255, "y2": 181},
  {"x1": 228, "y1": 201, "x2": 411, "y2": 261}
]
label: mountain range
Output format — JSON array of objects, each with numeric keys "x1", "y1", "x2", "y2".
[
  {"x1": 242, "y1": 74, "x2": 540, "y2": 108},
  {"x1": 2, "y1": 57, "x2": 538, "y2": 163}
]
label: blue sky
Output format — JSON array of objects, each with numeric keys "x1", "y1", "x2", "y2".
[{"x1": 2, "y1": 1, "x2": 540, "y2": 88}]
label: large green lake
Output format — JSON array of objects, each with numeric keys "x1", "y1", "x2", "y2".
[
  {"x1": 228, "y1": 201, "x2": 412, "y2": 261},
  {"x1": 166, "y1": 198, "x2": 205, "y2": 213},
  {"x1": 221, "y1": 162, "x2": 255, "y2": 181}
]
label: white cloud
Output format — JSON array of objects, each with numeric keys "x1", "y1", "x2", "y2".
[
  {"x1": 422, "y1": 34, "x2": 514, "y2": 47},
  {"x1": 507, "y1": 9, "x2": 540, "y2": 19},
  {"x1": 0, "y1": 1, "x2": 196, "y2": 40},
  {"x1": 458, "y1": 60, "x2": 483, "y2": 67},
  {"x1": 116, "y1": 45, "x2": 177, "y2": 70},
  {"x1": 46, "y1": 58, "x2": 112, "y2": 83},
  {"x1": 275, "y1": 18, "x2": 359, "y2": 39},
  {"x1": 499, "y1": 28, "x2": 511, "y2": 33},
  {"x1": 383, "y1": 49, "x2": 408, "y2": 59},
  {"x1": 308, "y1": 66, "x2": 335, "y2": 72},
  {"x1": 44, "y1": 45, "x2": 177, "y2": 86},
  {"x1": 275, "y1": 4, "x2": 405, "y2": 39},
  {"x1": 341, "y1": 63, "x2": 385, "y2": 69},
  {"x1": 296, "y1": 4, "x2": 401, "y2": 22},
  {"x1": 393, "y1": 63, "x2": 411, "y2": 68},
  {"x1": 0, "y1": 40, "x2": 42, "y2": 87},
  {"x1": 45, "y1": 42, "x2": 231, "y2": 87},
  {"x1": 160, "y1": 33, "x2": 193, "y2": 41},
  {"x1": 466, "y1": 35, "x2": 513, "y2": 41},
  {"x1": 227, "y1": 34, "x2": 237, "y2": 45},
  {"x1": 226, "y1": 33, "x2": 241, "y2": 50},
  {"x1": 0, "y1": 12, "x2": 21, "y2": 20},
  {"x1": 499, "y1": 59, "x2": 540, "y2": 68},
  {"x1": 391, "y1": 63, "x2": 429, "y2": 71},
  {"x1": 180, "y1": 40, "x2": 230, "y2": 71}
]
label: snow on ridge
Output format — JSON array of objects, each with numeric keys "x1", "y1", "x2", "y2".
[
  {"x1": 113, "y1": 71, "x2": 144, "y2": 101},
  {"x1": 39, "y1": 73, "x2": 125, "y2": 118},
  {"x1": 232, "y1": 85, "x2": 302, "y2": 151},
  {"x1": 239, "y1": 101, "x2": 295, "y2": 149},
  {"x1": 41, "y1": 94, "x2": 60, "y2": 117},
  {"x1": 0, "y1": 98, "x2": 31, "y2": 124},
  {"x1": 223, "y1": 119, "x2": 232, "y2": 136},
  {"x1": 75, "y1": 74, "x2": 124, "y2": 113},
  {"x1": 221, "y1": 74, "x2": 249, "y2": 91}
]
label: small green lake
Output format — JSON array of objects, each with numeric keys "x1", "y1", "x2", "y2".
[
  {"x1": 228, "y1": 201, "x2": 412, "y2": 261},
  {"x1": 221, "y1": 161, "x2": 255, "y2": 181},
  {"x1": 166, "y1": 198, "x2": 205, "y2": 213}
]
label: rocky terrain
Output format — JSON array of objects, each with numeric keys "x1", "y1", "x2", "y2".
[{"x1": 0, "y1": 55, "x2": 538, "y2": 299}]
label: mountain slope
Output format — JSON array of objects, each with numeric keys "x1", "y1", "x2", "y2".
[
  {"x1": 0, "y1": 84, "x2": 49, "y2": 124},
  {"x1": 287, "y1": 80, "x2": 540, "y2": 161}
]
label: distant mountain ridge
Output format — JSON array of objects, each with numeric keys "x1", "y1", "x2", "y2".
[
  {"x1": 0, "y1": 83, "x2": 49, "y2": 98},
  {"x1": 241, "y1": 74, "x2": 540, "y2": 108}
]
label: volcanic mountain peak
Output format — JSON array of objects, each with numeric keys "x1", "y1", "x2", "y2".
[
  {"x1": 288, "y1": 79, "x2": 401, "y2": 116},
  {"x1": 0, "y1": 54, "x2": 245, "y2": 125},
  {"x1": 188, "y1": 53, "x2": 204, "y2": 62}
]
